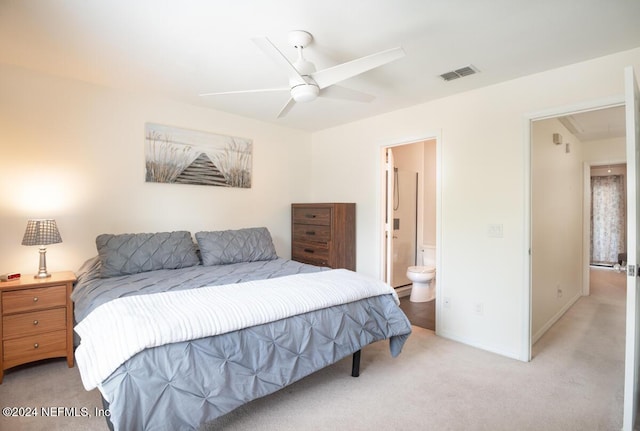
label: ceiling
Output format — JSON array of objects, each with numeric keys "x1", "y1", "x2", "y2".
[
  {"x1": 559, "y1": 106, "x2": 627, "y2": 142},
  {"x1": 1, "y1": 0, "x2": 639, "y2": 132}
]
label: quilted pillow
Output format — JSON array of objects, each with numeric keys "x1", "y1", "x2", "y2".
[
  {"x1": 96, "y1": 231, "x2": 200, "y2": 278},
  {"x1": 195, "y1": 227, "x2": 278, "y2": 266}
]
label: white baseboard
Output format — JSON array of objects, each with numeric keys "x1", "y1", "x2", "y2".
[
  {"x1": 532, "y1": 291, "x2": 582, "y2": 344},
  {"x1": 396, "y1": 286, "x2": 412, "y2": 298}
]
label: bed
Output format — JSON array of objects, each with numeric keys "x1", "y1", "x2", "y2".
[{"x1": 71, "y1": 228, "x2": 412, "y2": 431}]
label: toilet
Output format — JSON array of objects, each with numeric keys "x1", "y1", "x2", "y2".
[{"x1": 407, "y1": 245, "x2": 436, "y2": 302}]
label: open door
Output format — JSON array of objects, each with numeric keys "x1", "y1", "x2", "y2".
[
  {"x1": 384, "y1": 148, "x2": 395, "y2": 285},
  {"x1": 623, "y1": 65, "x2": 640, "y2": 431}
]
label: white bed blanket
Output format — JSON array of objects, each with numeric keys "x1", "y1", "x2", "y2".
[{"x1": 74, "y1": 269, "x2": 398, "y2": 391}]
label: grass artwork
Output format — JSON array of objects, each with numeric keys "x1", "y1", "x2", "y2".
[{"x1": 144, "y1": 123, "x2": 253, "y2": 188}]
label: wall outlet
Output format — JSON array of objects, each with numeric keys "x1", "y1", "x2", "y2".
[
  {"x1": 557, "y1": 288, "x2": 563, "y2": 298},
  {"x1": 443, "y1": 297, "x2": 452, "y2": 309},
  {"x1": 474, "y1": 302, "x2": 484, "y2": 315},
  {"x1": 487, "y1": 223, "x2": 503, "y2": 238}
]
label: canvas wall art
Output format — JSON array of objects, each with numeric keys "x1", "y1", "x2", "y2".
[{"x1": 145, "y1": 123, "x2": 252, "y2": 188}]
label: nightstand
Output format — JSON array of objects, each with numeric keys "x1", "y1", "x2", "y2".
[{"x1": 0, "y1": 271, "x2": 76, "y2": 383}]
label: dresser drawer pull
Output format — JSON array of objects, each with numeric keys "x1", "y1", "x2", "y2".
[
  {"x1": 304, "y1": 248, "x2": 315, "y2": 253},
  {"x1": 304, "y1": 214, "x2": 316, "y2": 218},
  {"x1": 33, "y1": 297, "x2": 39, "y2": 302},
  {"x1": 34, "y1": 343, "x2": 39, "y2": 349},
  {"x1": 305, "y1": 231, "x2": 316, "y2": 235},
  {"x1": 33, "y1": 320, "x2": 39, "y2": 326}
]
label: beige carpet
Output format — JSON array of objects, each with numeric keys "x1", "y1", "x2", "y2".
[{"x1": 0, "y1": 268, "x2": 626, "y2": 431}]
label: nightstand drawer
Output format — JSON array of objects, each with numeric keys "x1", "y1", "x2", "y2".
[
  {"x1": 292, "y1": 224, "x2": 332, "y2": 243},
  {"x1": 2, "y1": 284, "x2": 67, "y2": 314},
  {"x1": 292, "y1": 207, "x2": 332, "y2": 225},
  {"x1": 3, "y1": 330, "x2": 67, "y2": 368},
  {"x1": 3, "y1": 308, "x2": 66, "y2": 339}
]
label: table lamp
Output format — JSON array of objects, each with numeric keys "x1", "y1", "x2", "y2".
[{"x1": 21, "y1": 219, "x2": 62, "y2": 278}]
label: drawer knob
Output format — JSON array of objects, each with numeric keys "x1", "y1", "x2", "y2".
[
  {"x1": 33, "y1": 297, "x2": 39, "y2": 302},
  {"x1": 34, "y1": 343, "x2": 39, "y2": 349},
  {"x1": 305, "y1": 214, "x2": 316, "y2": 218},
  {"x1": 304, "y1": 248, "x2": 315, "y2": 253},
  {"x1": 33, "y1": 320, "x2": 39, "y2": 326},
  {"x1": 306, "y1": 231, "x2": 316, "y2": 235}
]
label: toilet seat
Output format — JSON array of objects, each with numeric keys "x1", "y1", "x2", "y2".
[{"x1": 407, "y1": 265, "x2": 435, "y2": 274}]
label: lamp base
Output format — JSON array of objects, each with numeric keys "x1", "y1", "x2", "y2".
[{"x1": 35, "y1": 246, "x2": 51, "y2": 279}]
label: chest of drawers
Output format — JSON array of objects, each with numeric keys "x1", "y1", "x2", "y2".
[
  {"x1": 291, "y1": 203, "x2": 355, "y2": 270},
  {"x1": 0, "y1": 271, "x2": 76, "y2": 383}
]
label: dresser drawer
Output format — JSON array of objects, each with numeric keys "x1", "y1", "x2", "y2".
[
  {"x1": 292, "y1": 242, "x2": 330, "y2": 267},
  {"x1": 292, "y1": 207, "x2": 332, "y2": 225},
  {"x1": 3, "y1": 308, "x2": 66, "y2": 340},
  {"x1": 2, "y1": 285, "x2": 67, "y2": 314},
  {"x1": 292, "y1": 224, "x2": 332, "y2": 243},
  {"x1": 3, "y1": 330, "x2": 67, "y2": 368}
]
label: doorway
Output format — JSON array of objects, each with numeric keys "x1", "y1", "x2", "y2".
[
  {"x1": 380, "y1": 137, "x2": 439, "y2": 328},
  {"x1": 381, "y1": 140, "x2": 437, "y2": 287},
  {"x1": 530, "y1": 105, "x2": 627, "y2": 346}
]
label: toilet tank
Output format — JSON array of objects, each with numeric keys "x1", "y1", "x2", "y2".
[{"x1": 421, "y1": 244, "x2": 436, "y2": 266}]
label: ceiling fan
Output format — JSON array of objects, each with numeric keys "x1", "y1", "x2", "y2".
[{"x1": 199, "y1": 30, "x2": 405, "y2": 118}]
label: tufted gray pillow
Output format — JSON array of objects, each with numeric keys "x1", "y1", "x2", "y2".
[
  {"x1": 195, "y1": 227, "x2": 278, "y2": 266},
  {"x1": 96, "y1": 231, "x2": 200, "y2": 278}
]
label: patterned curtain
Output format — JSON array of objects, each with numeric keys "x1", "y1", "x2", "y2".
[{"x1": 590, "y1": 175, "x2": 626, "y2": 265}]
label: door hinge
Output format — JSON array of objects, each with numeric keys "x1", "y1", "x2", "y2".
[{"x1": 628, "y1": 264, "x2": 636, "y2": 277}]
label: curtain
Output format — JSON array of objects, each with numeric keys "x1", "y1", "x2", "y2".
[{"x1": 590, "y1": 175, "x2": 626, "y2": 265}]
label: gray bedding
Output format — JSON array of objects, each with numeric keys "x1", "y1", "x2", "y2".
[{"x1": 72, "y1": 257, "x2": 412, "y2": 431}]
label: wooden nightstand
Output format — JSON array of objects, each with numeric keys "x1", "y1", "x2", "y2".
[{"x1": 0, "y1": 271, "x2": 76, "y2": 383}]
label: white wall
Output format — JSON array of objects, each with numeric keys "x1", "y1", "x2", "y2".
[
  {"x1": 531, "y1": 118, "x2": 584, "y2": 342},
  {"x1": 583, "y1": 137, "x2": 626, "y2": 163},
  {"x1": 310, "y1": 47, "x2": 640, "y2": 359},
  {"x1": 0, "y1": 64, "x2": 312, "y2": 275}
]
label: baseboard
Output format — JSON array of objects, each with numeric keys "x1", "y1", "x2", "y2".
[
  {"x1": 532, "y1": 291, "x2": 582, "y2": 344},
  {"x1": 435, "y1": 329, "x2": 522, "y2": 361},
  {"x1": 395, "y1": 286, "x2": 411, "y2": 298}
]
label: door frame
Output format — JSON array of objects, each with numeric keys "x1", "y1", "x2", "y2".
[
  {"x1": 523, "y1": 95, "x2": 626, "y2": 362},
  {"x1": 377, "y1": 134, "x2": 441, "y2": 315}
]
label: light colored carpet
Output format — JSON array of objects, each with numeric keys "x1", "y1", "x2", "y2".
[{"x1": 0, "y1": 268, "x2": 626, "y2": 430}]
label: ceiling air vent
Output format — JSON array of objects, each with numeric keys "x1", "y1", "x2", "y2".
[{"x1": 439, "y1": 65, "x2": 479, "y2": 81}]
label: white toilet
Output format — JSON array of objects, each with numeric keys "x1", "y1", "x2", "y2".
[{"x1": 407, "y1": 245, "x2": 436, "y2": 302}]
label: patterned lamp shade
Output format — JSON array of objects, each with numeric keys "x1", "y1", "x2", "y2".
[
  {"x1": 22, "y1": 219, "x2": 62, "y2": 278},
  {"x1": 22, "y1": 219, "x2": 62, "y2": 246}
]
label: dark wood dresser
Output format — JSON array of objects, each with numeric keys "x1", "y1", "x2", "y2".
[{"x1": 291, "y1": 203, "x2": 355, "y2": 270}]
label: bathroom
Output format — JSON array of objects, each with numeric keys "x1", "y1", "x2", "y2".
[{"x1": 383, "y1": 139, "x2": 437, "y2": 308}]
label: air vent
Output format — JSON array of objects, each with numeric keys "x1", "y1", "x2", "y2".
[{"x1": 439, "y1": 65, "x2": 479, "y2": 81}]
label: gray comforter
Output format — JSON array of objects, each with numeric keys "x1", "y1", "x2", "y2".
[{"x1": 72, "y1": 258, "x2": 412, "y2": 431}]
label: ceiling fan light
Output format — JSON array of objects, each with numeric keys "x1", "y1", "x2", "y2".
[{"x1": 291, "y1": 84, "x2": 319, "y2": 102}]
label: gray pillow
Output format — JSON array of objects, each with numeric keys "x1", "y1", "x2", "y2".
[
  {"x1": 195, "y1": 227, "x2": 278, "y2": 266},
  {"x1": 96, "y1": 231, "x2": 200, "y2": 278}
]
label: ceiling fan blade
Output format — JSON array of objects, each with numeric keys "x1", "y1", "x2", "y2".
[
  {"x1": 276, "y1": 98, "x2": 296, "y2": 118},
  {"x1": 320, "y1": 85, "x2": 375, "y2": 103},
  {"x1": 251, "y1": 36, "x2": 307, "y2": 85},
  {"x1": 312, "y1": 47, "x2": 405, "y2": 90},
  {"x1": 199, "y1": 87, "x2": 289, "y2": 97}
]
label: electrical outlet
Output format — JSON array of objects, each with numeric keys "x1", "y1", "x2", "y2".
[
  {"x1": 487, "y1": 224, "x2": 503, "y2": 238},
  {"x1": 474, "y1": 302, "x2": 484, "y2": 315},
  {"x1": 443, "y1": 297, "x2": 452, "y2": 309},
  {"x1": 557, "y1": 288, "x2": 563, "y2": 298}
]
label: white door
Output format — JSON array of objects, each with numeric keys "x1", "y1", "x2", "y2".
[
  {"x1": 623, "y1": 65, "x2": 640, "y2": 431},
  {"x1": 384, "y1": 148, "x2": 395, "y2": 285}
]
